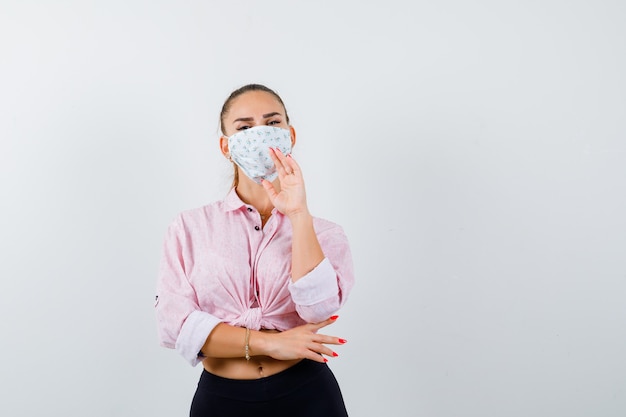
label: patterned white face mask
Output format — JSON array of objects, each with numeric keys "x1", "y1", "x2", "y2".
[{"x1": 227, "y1": 125, "x2": 292, "y2": 184}]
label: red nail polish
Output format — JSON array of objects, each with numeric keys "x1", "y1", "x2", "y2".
[
  {"x1": 338, "y1": 338, "x2": 347, "y2": 344},
  {"x1": 330, "y1": 315, "x2": 339, "y2": 320},
  {"x1": 332, "y1": 352, "x2": 339, "y2": 357},
  {"x1": 323, "y1": 358, "x2": 328, "y2": 363}
]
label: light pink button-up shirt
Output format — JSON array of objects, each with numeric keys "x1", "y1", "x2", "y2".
[{"x1": 155, "y1": 189, "x2": 355, "y2": 366}]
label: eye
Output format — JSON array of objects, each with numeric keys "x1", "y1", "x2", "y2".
[
  {"x1": 268, "y1": 120, "x2": 280, "y2": 125},
  {"x1": 236, "y1": 125, "x2": 251, "y2": 131}
]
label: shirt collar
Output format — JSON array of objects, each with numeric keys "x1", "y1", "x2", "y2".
[
  {"x1": 222, "y1": 188, "x2": 283, "y2": 220},
  {"x1": 223, "y1": 187, "x2": 247, "y2": 212}
]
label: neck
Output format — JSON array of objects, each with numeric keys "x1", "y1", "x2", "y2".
[{"x1": 235, "y1": 176, "x2": 278, "y2": 215}]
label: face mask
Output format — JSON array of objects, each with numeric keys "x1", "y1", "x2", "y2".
[{"x1": 227, "y1": 125, "x2": 292, "y2": 184}]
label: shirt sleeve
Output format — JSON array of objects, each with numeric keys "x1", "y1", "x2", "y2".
[
  {"x1": 288, "y1": 223, "x2": 355, "y2": 323},
  {"x1": 155, "y1": 217, "x2": 222, "y2": 367}
]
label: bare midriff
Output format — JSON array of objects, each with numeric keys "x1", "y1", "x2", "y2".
[{"x1": 202, "y1": 329, "x2": 302, "y2": 380}]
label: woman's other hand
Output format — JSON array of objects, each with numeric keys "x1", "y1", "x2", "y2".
[{"x1": 254, "y1": 316, "x2": 347, "y2": 363}]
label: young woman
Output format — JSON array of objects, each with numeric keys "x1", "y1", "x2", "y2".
[{"x1": 155, "y1": 84, "x2": 355, "y2": 416}]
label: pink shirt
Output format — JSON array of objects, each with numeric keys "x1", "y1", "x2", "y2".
[{"x1": 155, "y1": 189, "x2": 355, "y2": 366}]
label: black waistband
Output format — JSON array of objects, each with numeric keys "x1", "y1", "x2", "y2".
[{"x1": 197, "y1": 359, "x2": 328, "y2": 402}]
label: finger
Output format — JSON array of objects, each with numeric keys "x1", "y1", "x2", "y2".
[
  {"x1": 261, "y1": 179, "x2": 278, "y2": 200},
  {"x1": 283, "y1": 152, "x2": 302, "y2": 176},
  {"x1": 274, "y1": 147, "x2": 300, "y2": 177},
  {"x1": 310, "y1": 315, "x2": 339, "y2": 331},
  {"x1": 269, "y1": 147, "x2": 290, "y2": 176},
  {"x1": 291, "y1": 339, "x2": 328, "y2": 363},
  {"x1": 313, "y1": 334, "x2": 348, "y2": 346},
  {"x1": 307, "y1": 342, "x2": 339, "y2": 359},
  {"x1": 304, "y1": 351, "x2": 329, "y2": 364},
  {"x1": 274, "y1": 147, "x2": 301, "y2": 177}
]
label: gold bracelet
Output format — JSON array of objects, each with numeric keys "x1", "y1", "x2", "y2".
[{"x1": 244, "y1": 327, "x2": 250, "y2": 361}]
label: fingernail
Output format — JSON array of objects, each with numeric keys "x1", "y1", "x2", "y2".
[
  {"x1": 323, "y1": 358, "x2": 328, "y2": 363},
  {"x1": 330, "y1": 315, "x2": 339, "y2": 320},
  {"x1": 338, "y1": 338, "x2": 347, "y2": 344},
  {"x1": 332, "y1": 351, "x2": 339, "y2": 357}
]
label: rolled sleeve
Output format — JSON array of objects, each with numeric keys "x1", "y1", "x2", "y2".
[
  {"x1": 155, "y1": 217, "x2": 220, "y2": 367},
  {"x1": 175, "y1": 311, "x2": 222, "y2": 367},
  {"x1": 288, "y1": 258, "x2": 338, "y2": 305},
  {"x1": 287, "y1": 221, "x2": 355, "y2": 323}
]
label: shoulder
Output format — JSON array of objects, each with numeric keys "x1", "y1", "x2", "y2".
[
  {"x1": 168, "y1": 199, "x2": 228, "y2": 231},
  {"x1": 312, "y1": 215, "x2": 347, "y2": 236}
]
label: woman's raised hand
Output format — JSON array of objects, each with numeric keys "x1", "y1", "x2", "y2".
[
  {"x1": 259, "y1": 316, "x2": 347, "y2": 363},
  {"x1": 261, "y1": 148, "x2": 309, "y2": 219}
]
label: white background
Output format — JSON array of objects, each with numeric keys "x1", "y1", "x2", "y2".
[{"x1": 1, "y1": 1, "x2": 625, "y2": 416}]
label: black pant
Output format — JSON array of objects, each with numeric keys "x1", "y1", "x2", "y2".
[{"x1": 190, "y1": 359, "x2": 349, "y2": 417}]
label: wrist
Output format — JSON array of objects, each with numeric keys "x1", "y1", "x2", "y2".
[
  {"x1": 287, "y1": 210, "x2": 313, "y2": 225},
  {"x1": 249, "y1": 330, "x2": 271, "y2": 357}
]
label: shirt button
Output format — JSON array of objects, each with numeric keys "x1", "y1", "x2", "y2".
[
  {"x1": 254, "y1": 225, "x2": 260, "y2": 231},
  {"x1": 247, "y1": 207, "x2": 253, "y2": 212}
]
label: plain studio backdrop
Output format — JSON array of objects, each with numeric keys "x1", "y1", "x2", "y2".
[{"x1": 1, "y1": 1, "x2": 625, "y2": 416}]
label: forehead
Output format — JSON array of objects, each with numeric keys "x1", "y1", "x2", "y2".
[{"x1": 226, "y1": 90, "x2": 285, "y2": 120}]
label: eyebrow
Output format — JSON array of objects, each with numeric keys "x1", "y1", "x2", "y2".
[{"x1": 233, "y1": 112, "x2": 283, "y2": 123}]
